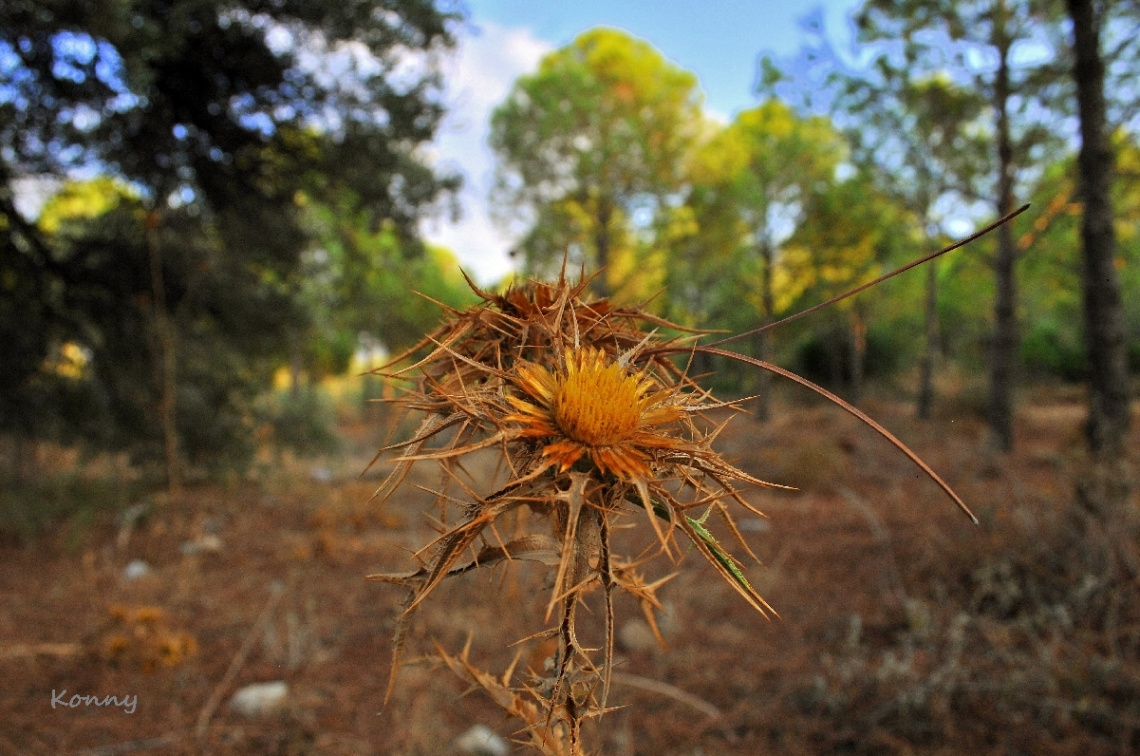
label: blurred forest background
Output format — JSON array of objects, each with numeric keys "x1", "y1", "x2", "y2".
[
  {"x1": 3, "y1": 0, "x2": 1138, "y2": 484},
  {"x1": 3, "y1": 1, "x2": 1140, "y2": 754}
]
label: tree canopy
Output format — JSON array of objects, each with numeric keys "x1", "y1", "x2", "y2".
[
  {"x1": 489, "y1": 27, "x2": 702, "y2": 297},
  {"x1": 5, "y1": 4, "x2": 1139, "y2": 473},
  {"x1": 1, "y1": 0, "x2": 460, "y2": 468}
]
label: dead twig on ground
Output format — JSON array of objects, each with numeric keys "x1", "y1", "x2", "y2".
[
  {"x1": 0, "y1": 643, "x2": 82, "y2": 661},
  {"x1": 194, "y1": 578, "x2": 290, "y2": 743},
  {"x1": 611, "y1": 672, "x2": 722, "y2": 719},
  {"x1": 70, "y1": 735, "x2": 178, "y2": 756}
]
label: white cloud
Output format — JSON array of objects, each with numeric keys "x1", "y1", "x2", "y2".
[
  {"x1": 704, "y1": 105, "x2": 730, "y2": 125},
  {"x1": 420, "y1": 22, "x2": 552, "y2": 285}
]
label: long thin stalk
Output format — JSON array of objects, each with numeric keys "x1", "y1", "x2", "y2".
[{"x1": 704, "y1": 204, "x2": 1030, "y2": 350}]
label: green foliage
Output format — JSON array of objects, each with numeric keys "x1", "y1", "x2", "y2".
[
  {"x1": 258, "y1": 387, "x2": 342, "y2": 458},
  {"x1": 478, "y1": 13, "x2": 1140, "y2": 407},
  {"x1": 793, "y1": 321, "x2": 906, "y2": 388},
  {"x1": 786, "y1": 170, "x2": 912, "y2": 304},
  {"x1": 0, "y1": 466, "x2": 143, "y2": 545},
  {"x1": 669, "y1": 100, "x2": 844, "y2": 322},
  {"x1": 752, "y1": 1, "x2": 1140, "y2": 404},
  {"x1": 489, "y1": 27, "x2": 702, "y2": 295},
  {"x1": 1, "y1": 0, "x2": 459, "y2": 469},
  {"x1": 1014, "y1": 134, "x2": 1140, "y2": 382},
  {"x1": 299, "y1": 190, "x2": 481, "y2": 359},
  {"x1": 17, "y1": 181, "x2": 296, "y2": 470},
  {"x1": 1021, "y1": 319, "x2": 1086, "y2": 382}
]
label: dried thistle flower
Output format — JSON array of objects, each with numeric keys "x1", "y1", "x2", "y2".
[
  {"x1": 366, "y1": 208, "x2": 1026, "y2": 754},
  {"x1": 505, "y1": 345, "x2": 689, "y2": 480},
  {"x1": 366, "y1": 269, "x2": 790, "y2": 748}
]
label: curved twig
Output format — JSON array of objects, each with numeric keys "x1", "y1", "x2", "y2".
[{"x1": 693, "y1": 346, "x2": 976, "y2": 524}]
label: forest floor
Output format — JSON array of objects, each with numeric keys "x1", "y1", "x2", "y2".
[{"x1": 2, "y1": 387, "x2": 1139, "y2": 756}]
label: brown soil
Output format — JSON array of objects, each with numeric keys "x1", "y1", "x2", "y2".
[{"x1": 2, "y1": 394, "x2": 1138, "y2": 756}]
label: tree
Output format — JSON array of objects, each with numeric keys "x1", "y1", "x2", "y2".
[
  {"x1": 677, "y1": 101, "x2": 843, "y2": 416},
  {"x1": 783, "y1": 170, "x2": 914, "y2": 405},
  {"x1": 1, "y1": 1, "x2": 458, "y2": 471},
  {"x1": 1066, "y1": 0, "x2": 1131, "y2": 467},
  {"x1": 297, "y1": 187, "x2": 479, "y2": 376},
  {"x1": 762, "y1": 39, "x2": 993, "y2": 416},
  {"x1": 853, "y1": 0, "x2": 1070, "y2": 451},
  {"x1": 489, "y1": 28, "x2": 702, "y2": 299},
  {"x1": 826, "y1": 70, "x2": 989, "y2": 417},
  {"x1": 23, "y1": 177, "x2": 296, "y2": 469}
]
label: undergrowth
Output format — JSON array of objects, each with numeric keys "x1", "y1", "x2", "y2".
[{"x1": 784, "y1": 492, "x2": 1140, "y2": 755}]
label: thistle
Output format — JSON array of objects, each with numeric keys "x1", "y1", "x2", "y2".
[{"x1": 365, "y1": 208, "x2": 1025, "y2": 755}]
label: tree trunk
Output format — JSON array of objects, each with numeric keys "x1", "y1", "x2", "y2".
[
  {"x1": 753, "y1": 239, "x2": 775, "y2": 421},
  {"x1": 1068, "y1": 0, "x2": 1131, "y2": 462},
  {"x1": 849, "y1": 305, "x2": 866, "y2": 407},
  {"x1": 829, "y1": 320, "x2": 844, "y2": 389},
  {"x1": 289, "y1": 333, "x2": 304, "y2": 401},
  {"x1": 988, "y1": 24, "x2": 1018, "y2": 453},
  {"x1": 593, "y1": 201, "x2": 613, "y2": 299},
  {"x1": 146, "y1": 210, "x2": 180, "y2": 494},
  {"x1": 917, "y1": 257, "x2": 939, "y2": 419}
]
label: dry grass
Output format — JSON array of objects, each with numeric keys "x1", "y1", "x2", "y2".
[{"x1": 0, "y1": 388, "x2": 1137, "y2": 755}]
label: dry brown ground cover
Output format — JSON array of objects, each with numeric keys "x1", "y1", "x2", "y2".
[{"x1": 2, "y1": 390, "x2": 1138, "y2": 756}]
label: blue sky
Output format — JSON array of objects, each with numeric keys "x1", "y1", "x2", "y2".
[
  {"x1": 462, "y1": 0, "x2": 857, "y2": 117},
  {"x1": 423, "y1": 1, "x2": 861, "y2": 283}
]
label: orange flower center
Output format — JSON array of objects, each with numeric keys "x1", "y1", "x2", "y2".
[{"x1": 553, "y1": 350, "x2": 645, "y2": 447}]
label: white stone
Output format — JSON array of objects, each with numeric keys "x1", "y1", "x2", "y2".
[
  {"x1": 738, "y1": 517, "x2": 770, "y2": 533},
  {"x1": 122, "y1": 560, "x2": 151, "y2": 580},
  {"x1": 619, "y1": 602, "x2": 679, "y2": 654},
  {"x1": 618, "y1": 619, "x2": 662, "y2": 654},
  {"x1": 228, "y1": 681, "x2": 288, "y2": 717},
  {"x1": 453, "y1": 724, "x2": 509, "y2": 756},
  {"x1": 180, "y1": 534, "x2": 223, "y2": 555}
]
